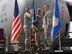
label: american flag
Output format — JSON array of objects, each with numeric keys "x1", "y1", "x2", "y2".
[
  {"x1": 11, "y1": 0, "x2": 22, "y2": 43},
  {"x1": 30, "y1": 0, "x2": 38, "y2": 46}
]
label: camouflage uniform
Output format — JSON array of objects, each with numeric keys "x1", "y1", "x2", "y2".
[
  {"x1": 43, "y1": 11, "x2": 52, "y2": 49},
  {"x1": 36, "y1": 14, "x2": 45, "y2": 49},
  {"x1": 23, "y1": 12, "x2": 31, "y2": 50}
]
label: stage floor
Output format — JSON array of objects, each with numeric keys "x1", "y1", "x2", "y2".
[{"x1": 0, "y1": 50, "x2": 72, "y2": 54}]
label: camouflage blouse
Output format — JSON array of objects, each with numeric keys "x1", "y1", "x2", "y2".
[{"x1": 36, "y1": 14, "x2": 43, "y2": 31}]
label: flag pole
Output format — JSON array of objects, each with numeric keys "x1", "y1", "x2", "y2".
[
  {"x1": 31, "y1": 0, "x2": 37, "y2": 50},
  {"x1": 34, "y1": 0, "x2": 36, "y2": 47},
  {"x1": 55, "y1": 29, "x2": 63, "y2": 52},
  {"x1": 57, "y1": 28, "x2": 63, "y2": 52},
  {"x1": 59, "y1": 30, "x2": 61, "y2": 50}
]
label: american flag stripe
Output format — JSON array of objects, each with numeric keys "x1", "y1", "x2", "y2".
[
  {"x1": 11, "y1": 24, "x2": 22, "y2": 42},
  {"x1": 12, "y1": 15, "x2": 20, "y2": 28},
  {"x1": 12, "y1": 20, "x2": 21, "y2": 36},
  {"x1": 12, "y1": 15, "x2": 20, "y2": 34},
  {"x1": 11, "y1": 23, "x2": 22, "y2": 42},
  {"x1": 11, "y1": 16, "x2": 22, "y2": 41}
]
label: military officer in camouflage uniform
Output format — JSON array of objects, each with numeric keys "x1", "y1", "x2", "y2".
[
  {"x1": 43, "y1": 5, "x2": 52, "y2": 50},
  {"x1": 36, "y1": 8, "x2": 45, "y2": 50},
  {"x1": 23, "y1": 7, "x2": 32, "y2": 51}
]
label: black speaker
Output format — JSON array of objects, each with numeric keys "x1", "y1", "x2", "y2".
[
  {"x1": 0, "y1": 51, "x2": 5, "y2": 54},
  {"x1": 64, "y1": 23, "x2": 69, "y2": 37},
  {"x1": 6, "y1": 51, "x2": 19, "y2": 54}
]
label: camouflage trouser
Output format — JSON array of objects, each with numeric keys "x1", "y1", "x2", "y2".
[
  {"x1": 36, "y1": 30, "x2": 45, "y2": 49},
  {"x1": 24, "y1": 32, "x2": 31, "y2": 50},
  {"x1": 44, "y1": 28, "x2": 51, "y2": 48}
]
